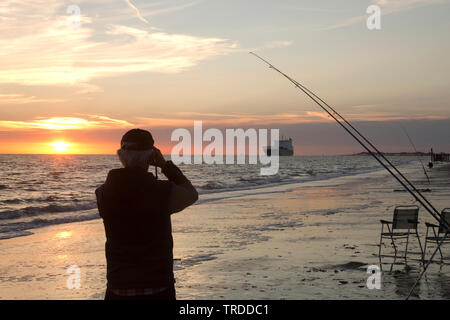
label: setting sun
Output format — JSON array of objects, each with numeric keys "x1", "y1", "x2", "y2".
[{"x1": 50, "y1": 141, "x2": 71, "y2": 153}]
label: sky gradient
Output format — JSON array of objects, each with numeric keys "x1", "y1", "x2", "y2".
[{"x1": 0, "y1": 0, "x2": 449, "y2": 155}]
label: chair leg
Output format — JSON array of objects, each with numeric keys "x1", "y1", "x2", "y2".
[
  {"x1": 432, "y1": 228, "x2": 444, "y2": 261},
  {"x1": 437, "y1": 232, "x2": 448, "y2": 267},
  {"x1": 415, "y1": 230, "x2": 424, "y2": 263},
  {"x1": 389, "y1": 261, "x2": 394, "y2": 273},
  {"x1": 379, "y1": 234, "x2": 383, "y2": 271},
  {"x1": 405, "y1": 231, "x2": 410, "y2": 261},
  {"x1": 379, "y1": 225, "x2": 383, "y2": 254},
  {"x1": 390, "y1": 235, "x2": 398, "y2": 262},
  {"x1": 379, "y1": 224, "x2": 386, "y2": 270},
  {"x1": 386, "y1": 225, "x2": 397, "y2": 259},
  {"x1": 439, "y1": 232, "x2": 449, "y2": 262}
]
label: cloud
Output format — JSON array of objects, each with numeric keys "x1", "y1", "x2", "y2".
[
  {"x1": 75, "y1": 83, "x2": 104, "y2": 95},
  {"x1": 2, "y1": 112, "x2": 449, "y2": 155},
  {"x1": 327, "y1": 0, "x2": 448, "y2": 30},
  {"x1": 372, "y1": 0, "x2": 447, "y2": 14},
  {"x1": 1, "y1": 110, "x2": 447, "y2": 133},
  {"x1": 0, "y1": 0, "x2": 237, "y2": 90},
  {"x1": 143, "y1": 0, "x2": 203, "y2": 17},
  {"x1": 123, "y1": 0, "x2": 149, "y2": 23},
  {"x1": 264, "y1": 40, "x2": 294, "y2": 49},
  {"x1": 0, "y1": 115, "x2": 133, "y2": 131},
  {"x1": 134, "y1": 111, "x2": 449, "y2": 128},
  {"x1": 350, "y1": 104, "x2": 386, "y2": 110},
  {"x1": 0, "y1": 93, "x2": 66, "y2": 104}
]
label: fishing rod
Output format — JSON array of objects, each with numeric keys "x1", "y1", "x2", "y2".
[
  {"x1": 250, "y1": 52, "x2": 450, "y2": 299},
  {"x1": 401, "y1": 126, "x2": 431, "y2": 184},
  {"x1": 249, "y1": 52, "x2": 445, "y2": 225},
  {"x1": 250, "y1": 52, "x2": 443, "y2": 223}
]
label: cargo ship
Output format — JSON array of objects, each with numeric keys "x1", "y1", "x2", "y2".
[{"x1": 264, "y1": 137, "x2": 294, "y2": 156}]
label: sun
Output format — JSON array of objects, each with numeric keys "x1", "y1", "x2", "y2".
[{"x1": 50, "y1": 141, "x2": 71, "y2": 153}]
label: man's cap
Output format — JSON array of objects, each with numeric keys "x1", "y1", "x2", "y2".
[{"x1": 120, "y1": 129, "x2": 154, "y2": 150}]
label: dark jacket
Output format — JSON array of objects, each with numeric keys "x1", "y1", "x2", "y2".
[{"x1": 96, "y1": 166, "x2": 175, "y2": 288}]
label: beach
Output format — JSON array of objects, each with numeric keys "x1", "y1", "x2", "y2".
[
  {"x1": 0, "y1": 158, "x2": 449, "y2": 300},
  {"x1": 1, "y1": 0, "x2": 450, "y2": 305}
]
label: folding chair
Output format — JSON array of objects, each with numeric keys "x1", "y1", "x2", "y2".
[
  {"x1": 424, "y1": 208, "x2": 450, "y2": 262},
  {"x1": 379, "y1": 205, "x2": 424, "y2": 263}
]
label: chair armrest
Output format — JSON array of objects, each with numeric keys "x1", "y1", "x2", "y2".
[{"x1": 380, "y1": 220, "x2": 392, "y2": 224}]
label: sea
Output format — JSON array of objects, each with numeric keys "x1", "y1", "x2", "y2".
[{"x1": 0, "y1": 154, "x2": 419, "y2": 240}]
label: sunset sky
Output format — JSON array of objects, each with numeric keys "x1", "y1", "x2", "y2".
[{"x1": 0, "y1": 0, "x2": 449, "y2": 155}]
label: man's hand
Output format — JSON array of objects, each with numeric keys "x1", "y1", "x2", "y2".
[{"x1": 149, "y1": 147, "x2": 166, "y2": 168}]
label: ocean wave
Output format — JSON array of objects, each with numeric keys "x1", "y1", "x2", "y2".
[
  {"x1": 2, "y1": 199, "x2": 22, "y2": 204},
  {"x1": 0, "y1": 155, "x2": 420, "y2": 241},
  {"x1": 0, "y1": 211, "x2": 100, "y2": 236},
  {"x1": 238, "y1": 177, "x2": 264, "y2": 183},
  {"x1": 0, "y1": 230, "x2": 33, "y2": 240},
  {"x1": 0, "y1": 202, "x2": 97, "y2": 220},
  {"x1": 199, "y1": 181, "x2": 227, "y2": 190},
  {"x1": 1, "y1": 195, "x2": 61, "y2": 205},
  {"x1": 199, "y1": 176, "x2": 288, "y2": 194}
]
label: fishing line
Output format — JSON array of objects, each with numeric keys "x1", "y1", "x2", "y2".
[{"x1": 401, "y1": 125, "x2": 431, "y2": 184}]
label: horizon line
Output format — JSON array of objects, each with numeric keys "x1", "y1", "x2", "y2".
[{"x1": 0, "y1": 152, "x2": 435, "y2": 157}]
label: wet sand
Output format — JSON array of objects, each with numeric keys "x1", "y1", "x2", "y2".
[{"x1": 0, "y1": 161, "x2": 449, "y2": 299}]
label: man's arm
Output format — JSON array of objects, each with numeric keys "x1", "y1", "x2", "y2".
[
  {"x1": 162, "y1": 160, "x2": 198, "y2": 214},
  {"x1": 95, "y1": 184, "x2": 105, "y2": 218},
  {"x1": 149, "y1": 147, "x2": 198, "y2": 214}
]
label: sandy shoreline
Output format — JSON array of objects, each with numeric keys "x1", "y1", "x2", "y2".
[{"x1": 0, "y1": 161, "x2": 449, "y2": 300}]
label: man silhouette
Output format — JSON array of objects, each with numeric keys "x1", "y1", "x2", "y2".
[{"x1": 96, "y1": 129, "x2": 198, "y2": 300}]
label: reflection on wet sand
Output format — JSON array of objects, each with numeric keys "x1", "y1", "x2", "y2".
[
  {"x1": 436, "y1": 272, "x2": 450, "y2": 299},
  {"x1": 390, "y1": 264, "x2": 421, "y2": 298}
]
